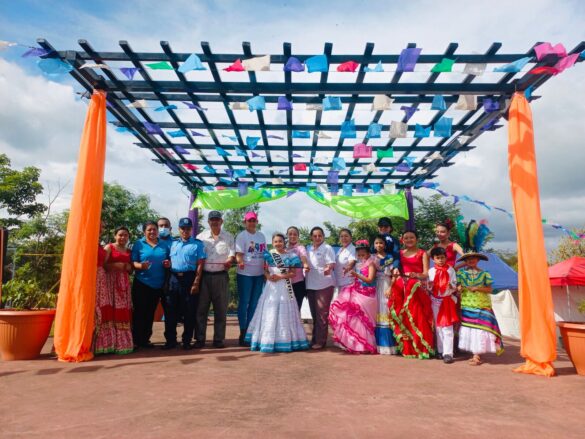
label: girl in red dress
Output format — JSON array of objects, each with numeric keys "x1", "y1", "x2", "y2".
[
  {"x1": 386, "y1": 230, "x2": 435, "y2": 359},
  {"x1": 101, "y1": 226, "x2": 134, "y2": 354},
  {"x1": 430, "y1": 219, "x2": 464, "y2": 268}
]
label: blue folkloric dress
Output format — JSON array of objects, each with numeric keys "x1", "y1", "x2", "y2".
[
  {"x1": 375, "y1": 254, "x2": 397, "y2": 355},
  {"x1": 457, "y1": 267, "x2": 504, "y2": 355},
  {"x1": 245, "y1": 251, "x2": 310, "y2": 353}
]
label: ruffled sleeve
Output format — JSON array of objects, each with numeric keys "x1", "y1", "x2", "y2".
[
  {"x1": 286, "y1": 253, "x2": 302, "y2": 268},
  {"x1": 263, "y1": 250, "x2": 274, "y2": 266}
]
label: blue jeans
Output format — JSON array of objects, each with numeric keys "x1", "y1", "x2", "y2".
[{"x1": 237, "y1": 274, "x2": 264, "y2": 332}]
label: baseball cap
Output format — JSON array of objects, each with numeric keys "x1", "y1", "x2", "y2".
[
  {"x1": 178, "y1": 217, "x2": 193, "y2": 228},
  {"x1": 208, "y1": 210, "x2": 222, "y2": 220},
  {"x1": 244, "y1": 211, "x2": 258, "y2": 221},
  {"x1": 378, "y1": 217, "x2": 393, "y2": 227}
]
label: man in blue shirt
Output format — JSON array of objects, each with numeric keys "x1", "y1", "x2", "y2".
[{"x1": 163, "y1": 217, "x2": 206, "y2": 350}]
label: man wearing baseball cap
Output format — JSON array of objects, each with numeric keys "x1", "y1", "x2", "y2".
[
  {"x1": 195, "y1": 211, "x2": 235, "y2": 348},
  {"x1": 163, "y1": 217, "x2": 206, "y2": 350},
  {"x1": 235, "y1": 211, "x2": 266, "y2": 346}
]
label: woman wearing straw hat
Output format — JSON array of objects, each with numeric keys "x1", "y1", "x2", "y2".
[{"x1": 456, "y1": 252, "x2": 504, "y2": 365}]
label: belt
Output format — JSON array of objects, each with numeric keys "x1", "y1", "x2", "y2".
[
  {"x1": 203, "y1": 270, "x2": 227, "y2": 275},
  {"x1": 171, "y1": 271, "x2": 195, "y2": 277}
]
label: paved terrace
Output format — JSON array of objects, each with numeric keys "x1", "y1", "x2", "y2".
[{"x1": 1, "y1": 317, "x2": 584, "y2": 438}]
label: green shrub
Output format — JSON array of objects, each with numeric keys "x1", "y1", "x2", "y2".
[{"x1": 2, "y1": 279, "x2": 57, "y2": 310}]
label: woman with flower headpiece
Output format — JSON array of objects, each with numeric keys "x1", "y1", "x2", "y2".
[
  {"x1": 429, "y1": 218, "x2": 464, "y2": 269},
  {"x1": 244, "y1": 232, "x2": 309, "y2": 353},
  {"x1": 329, "y1": 239, "x2": 378, "y2": 354},
  {"x1": 386, "y1": 230, "x2": 435, "y2": 359}
]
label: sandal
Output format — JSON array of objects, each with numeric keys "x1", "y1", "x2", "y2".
[{"x1": 469, "y1": 355, "x2": 482, "y2": 366}]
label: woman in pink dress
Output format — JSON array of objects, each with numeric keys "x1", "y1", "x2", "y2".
[
  {"x1": 102, "y1": 226, "x2": 134, "y2": 354},
  {"x1": 329, "y1": 240, "x2": 378, "y2": 354},
  {"x1": 387, "y1": 230, "x2": 435, "y2": 359},
  {"x1": 94, "y1": 221, "x2": 115, "y2": 354}
]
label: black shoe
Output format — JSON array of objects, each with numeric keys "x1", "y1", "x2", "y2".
[
  {"x1": 161, "y1": 343, "x2": 177, "y2": 350},
  {"x1": 193, "y1": 341, "x2": 205, "y2": 349},
  {"x1": 443, "y1": 355, "x2": 454, "y2": 364},
  {"x1": 435, "y1": 352, "x2": 443, "y2": 360},
  {"x1": 182, "y1": 342, "x2": 192, "y2": 350},
  {"x1": 213, "y1": 341, "x2": 226, "y2": 349},
  {"x1": 238, "y1": 333, "x2": 246, "y2": 347},
  {"x1": 140, "y1": 342, "x2": 155, "y2": 349}
]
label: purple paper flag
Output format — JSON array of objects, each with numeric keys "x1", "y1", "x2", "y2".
[
  {"x1": 395, "y1": 163, "x2": 411, "y2": 172},
  {"x1": 173, "y1": 146, "x2": 189, "y2": 155},
  {"x1": 238, "y1": 182, "x2": 248, "y2": 196},
  {"x1": 143, "y1": 122, "x2": 163, "y2": 135},
  {"x1": 286, "y1": 191, "x2": 296, "y2": 198},
  {"x1": 182, "y1": 101, "x2": 207, "y2": 111},
  {"x1": 284, "y1": 56, "x2": 305, "y2": 72},
  {"x1": 397, "y1": 47, "x2": 422, "y2": 72},
  {"x1": 400, "y1": 105, "x2": 418, "y2": 121},
  {"x1": 480, "y1": 118, "x2": 498, "y2": 131},
  {"x1": 120, "y1": 67, "x2": 139, "y2": 80},
  {"x1": 226, "y1": 169, "x2": 234, "y2": 178},
  {"x1": 482, "y1": 98, "x2": 499, "y2": 113},
  {"x1": 190, "y1": 130, "x2": 205, "y2": 137},
  {"x1": 277, "y1": 96, "x2": 293, "y2": 110},
  {"x1": 22, "y1": 47, "x2": 52, "y2": 58},
  {"x1": 267, "y1": 134, "x2": 284, "y2": 140}
]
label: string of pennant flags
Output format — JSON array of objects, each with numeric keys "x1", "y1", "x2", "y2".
[
  {"x1": 2, "y1": 40, "x2": 584, "y2": 78},
  {"x1": 420, "y1": 185, "x2": 585, "y2": 242}
]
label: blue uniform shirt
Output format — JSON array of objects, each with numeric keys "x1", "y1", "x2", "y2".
[
  {"x1": 170, "y1": 237, "x2": 206, "y2": 272},
  {"x1": 131, "y1": 237, "x2": 171, "y2": 289}
]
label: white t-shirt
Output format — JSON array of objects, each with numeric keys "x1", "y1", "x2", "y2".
[
  {"x1": 305, "y1": 243, "x2": 336, "y2": 290},
  {"x1": 334, "y1": 243, "x2": 356, "y2": 288},
  {"x1": 235, "y1": 230, "x2": 267, "y2": 277},
  {"x1": 197, "y1": 229, "x2": 235, "y2": 272}
]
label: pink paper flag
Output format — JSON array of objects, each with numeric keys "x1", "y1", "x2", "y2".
[
  {"x1": 224, "y1": 59, "x2": 245, "y2": 72},
  {"x1": 533, "y1": 43, "x2": 567, "y2": 61},
  {"x1": 553, "y1": 53, "x2": 579, "y2": 73},
  {"x1": 337, "y1": 61, "x2": 359, "y2": 72}
]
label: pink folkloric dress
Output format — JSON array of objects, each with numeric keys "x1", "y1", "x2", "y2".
[
  {"x1": 98, "y1": 245, "x2": 134, "y2": 354},
  {"x1": 94, "y1": 245, "x2": 116, "y2": 354},
  {"x1": 329, "y1": 258, "x2": 377, "y2": 354}
]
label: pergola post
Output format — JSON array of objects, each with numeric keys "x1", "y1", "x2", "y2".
[
  {"x1": 405, "y1": 187, "x2": 415, "y2": 230},
  {"x1": 188, "y1": 192, "x2": 198, "y2": 237}
]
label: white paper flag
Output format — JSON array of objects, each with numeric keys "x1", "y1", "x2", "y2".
[
  {"x1": 127, "y1": 99, "x2": 148, "y2": 109},
  {"x1": 454, "y1": 95, "x2": 477, "y2": 110},
  {"x1": 242, "y1": 55, "x2": 270, "y2": 71},
  {"x1": 372, "y1": 95, "x2": 393, "y2": 111},
  {"x1": 389, "y1": 121, "x2": 408, "y2": 138}
]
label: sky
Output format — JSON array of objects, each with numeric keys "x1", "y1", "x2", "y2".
[{"x1": 1, "y1": 0, "x2": 584, "y2": 252}]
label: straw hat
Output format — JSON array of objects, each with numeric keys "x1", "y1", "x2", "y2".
[{"x1": 458, "y1": 252, "x2": 488, "y2": 262}]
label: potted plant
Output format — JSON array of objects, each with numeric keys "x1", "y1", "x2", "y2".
[
  {"x1": 0, "y1": 278, "x2": 57, "y2": 361},
  {"x1": 557, "y1": 299, "x2": 585, "y2": 376}
]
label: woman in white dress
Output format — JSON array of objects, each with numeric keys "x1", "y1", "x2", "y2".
[
  {"x1": 334, "y1": 228, "x2": 356, "y2": 296},
  {"x1": 245, "y1": 233, "x2": 310, "y2": 353}
]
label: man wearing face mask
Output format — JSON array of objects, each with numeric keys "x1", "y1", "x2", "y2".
[{"x1": 157, "y1": 217, "x2": 174, "y2": 246}]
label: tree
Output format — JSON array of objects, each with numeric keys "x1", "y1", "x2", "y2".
[
  {"x1": 413, "y1": 195, "x2": 462, "y2": 249},
  {"x1": 100, "y1": 182, "x2": 159, "y2": 240},
  {"x1": 0, "y1": 154, "x2": 46, "y2": 228},
  {"x1": 550, "y1": 228, "x2": 585, "y2": 263},
  {"x1": 222, "y1": 204, "x2": 261, "y2": 237}
]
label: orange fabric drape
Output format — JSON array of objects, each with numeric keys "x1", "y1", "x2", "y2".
[
  {"x1": 508, "y1": 92, "x2": 556, "y2": 377},
  {"x1": 54, "y1": 90, "x2": 107, "y2": 362}
]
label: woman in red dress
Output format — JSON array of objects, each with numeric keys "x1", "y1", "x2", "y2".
[
  {"x1": 101, "y1": 226, "x2": 134, "y2": 354},
  {"x1": 430, "y1": 219, "x2": 464, "y2": 268},
  {"x1": 94, "y1": 221, "x2": 115, "y2": 354},
  {"x1": 386, "y1": 230, "x2": 435, "y2": 359}
]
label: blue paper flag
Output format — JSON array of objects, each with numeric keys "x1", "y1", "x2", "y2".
[
  {"x1": 143, "y1": 122, "x2": 163, "y2": 135},
  {"x1": 115, "y1": 126, "x2": 136, "y2": 134},
  {"x1": 238, "y1": 182, "x2": 248, "y2": 196},
  {"x1": 340, "y1": 119, "x2": 356, "y2": 139},
  {"x1": 120, "y1": 67, "x2": 139, "y2": 80},
  {"x1": 204, "y1": 165, "x2": 216, "y2": 174},
  {"x1": 247, "y1": 96, "x2": 266, "y2": 111},
  {"x1": 277, "y1": 96, "x2": 293, "y2": 110},
  {"x1": 235, "y1": 147, "x2": 248, "y2": 157},
  {"x1": 323, "y1": 96, "x2": 342, "y2": 111},
  {"x1": 203, "y1": 185, "x2": 215, "y2": 191},
  {"x1": 363, "y1": 61, "x2": 384, "y2": 72},
  {"x1": 222, "y1": 134, "x2": 238, "y2": 142},
  {"x1": 261, "y1": 190, "x2": 272, "y2": 198},
  {"x1": 305, "y1": 54, "x2": 328, "y2": 73},
  {"x1": 155, "y1": 105, "x2": 177, "y2": 112},
  {"x1": 370, "y1": 183, "x2": 381, "y2": 194},
  {"x1": 414, "y1": 124, "x2": 431, "y2": 138},
  {"x1": 225, "y1": 169, "x2": 234, "y2": 178},
  {"x1": 246, "y1": 136, "x2": 261, "y2": 149},
  {"x1": 356, "y1": 183, "x2": 366, "y2": 193},
  {"x1": 284, "y1": 56, "x2": 305, "y2": 72},
  {"x1": 216, "y1": 147, "x2": 231, "y2": 157},
  {"x1": 493, "y1": 56, "x2": 531, "y2": 73},
  {"x1": 342, "y1": 184, "x2": 353, "y2": 196},
  {"x1": 292, "y1": 130, "x2": 311, "y2": 139},
  {"x1": 401, "y1": 106, "x2": 419, "y2": 121},
  {"x1": 367, "y1": 123, "x2": 382, "y2": 138},
  {"x1": 404, "y1": 157, "x2": 416, "y2": 166},
  {"x1": 309, "y1": 163, "x2": 322, "y2": 172},
  {"x1": 178, "y1": 53, "x2": 206, "y2": 73},
  {"x1": 253, "y1": 182, "x2": 266, "y2": 189},
  {"x1": 306, "y1": 182, "x2": 317, "y2": 188},
  {"x1": 299, "y1": 186, "x2": 309, "y2": 193},
  {"x1": 431, "y1": 95, "x2": 447, "y2": 111},
  {"x1": 327, "y1": 170, "x2": 339, "y2": 184},
  {"x1": 233, "y1": 169, "x2": 247, "y2": 178},
  {"x1": 433, "y1": 117, "x2": 453, "y2": 137},
  {"x1": 37, "y1": 58, "x2": 73, "y2": 75},
  {"x1": 167, "y1": 130, "x2": 187, "y2": 138},
  {"x1": 219, "y1": 177, "x2": 233, "y2": 185},
  {"x1": 329, "y1": 184, "x2": 339, "y2": 194},
  {"x1": 483, "y1": 98, "x2": 499, "y2": 113},
  {"x1": 332, "y1": 157, "x2": 346, "y2": 171},
  {"x1": 397, "y1": 47, "x2": 422, "y2": 72},
  {"x1": 524, "y1": 86, "x2": 534, "y2": 100},
  {"x1": 348, "y1": 170, "x2": 361, "y2": 175}
]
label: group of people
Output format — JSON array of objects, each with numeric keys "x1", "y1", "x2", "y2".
[{"x1": 93, "y1": 211, "x2": 504, "y2": 366}]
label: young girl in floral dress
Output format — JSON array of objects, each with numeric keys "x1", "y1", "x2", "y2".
[{"x1": 373, "y1": 235, "x2": 397, "y2": 355}]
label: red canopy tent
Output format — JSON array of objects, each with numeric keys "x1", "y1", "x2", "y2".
[
  {"x1": 549, "y1": 257, "x2": 585, "y2": 323},
  {"x1": 549, "y1": 257, "x2": 585, "y2": 286}
]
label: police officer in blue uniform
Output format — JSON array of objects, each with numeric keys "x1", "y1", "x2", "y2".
[{"x1": 162, "y1": 217, "x2": 206, "y2": 350}]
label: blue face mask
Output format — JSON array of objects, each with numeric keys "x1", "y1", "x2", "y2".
[{"x1": 159, "y1": 227, "x2": 170, "y2": 238}]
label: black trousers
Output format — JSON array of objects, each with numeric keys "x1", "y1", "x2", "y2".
[
  {"x1": 292, "y1": 280, "x2": 307, "y2": 311},
  {"x1": 131, "y1": 278, "x2": 162, "y2": 347},
  {"x1": 164, "y1": 272, "x2": 199, "y2": 345}
]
